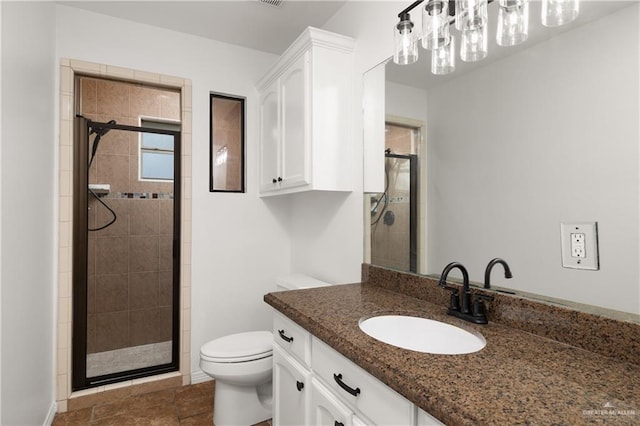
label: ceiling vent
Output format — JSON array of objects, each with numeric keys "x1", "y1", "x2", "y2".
[{"x1": 259, "y1": 0, "x2": 283, "y2": 7}]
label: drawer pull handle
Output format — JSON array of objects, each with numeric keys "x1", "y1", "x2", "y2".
[
  {"x1": 334, "y1": 422, "x2": 344, "y2": 426},
  {"x1": 333, "y1": 373, "x2": 361, "y2": 397},
  {"x1": 296, "y1": 381, "x2": 304, "y2": 392},
  {"x1": 278, "y1": 329, "x2": 294, "y2": 343}
]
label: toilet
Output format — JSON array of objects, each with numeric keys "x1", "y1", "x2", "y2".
[{"x1": 199, "y1": 274, "x2": 331, "y2": 426}]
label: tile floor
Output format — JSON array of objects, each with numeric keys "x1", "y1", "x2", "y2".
[{"x1": 52, "y1": 381, "x2": 272, "y2": 426}]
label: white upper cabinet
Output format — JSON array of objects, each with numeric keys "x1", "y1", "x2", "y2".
[{"x1": 257, "y1": 27, "x2": 355, "y2": 196}]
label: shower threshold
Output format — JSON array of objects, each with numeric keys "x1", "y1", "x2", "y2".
[{"x1": 87, "y1": 341, "x2": 172, "y2": 378}]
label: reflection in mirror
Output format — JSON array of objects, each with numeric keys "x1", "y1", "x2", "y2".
[{"x1": 363, "y1": 1, "x2": 639, "y2": 315}]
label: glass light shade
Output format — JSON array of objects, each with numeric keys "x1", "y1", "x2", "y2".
[
  {"x1": 455, "y1": 0, "x2": 488, "y2": 31},
  {"x1": 497, "y1": 0, "x2": 529, "y2": 46},
  {"x1": 460, "y1": 24, "x2": 488, "y2": 62},
  {"x1": 541, "y1": 0, "x2": 579, "y2": 27},
  {"x1": 394, "y1": 15, "x2": 418, "y2": 65},
  {"x1": 422, "y1": 0, "x2": 450, "y2": 50},
  {"x1": 431, "y1": 35, "x2": 456, "y2": 75}
]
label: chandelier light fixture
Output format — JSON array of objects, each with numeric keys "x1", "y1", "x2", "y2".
[{"x1": 393, "y1": 0, "x2": 580, "y2": 74}]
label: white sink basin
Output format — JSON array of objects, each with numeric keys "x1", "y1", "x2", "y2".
[{"x1": 358, "y1": 315, "x2": 486, "y2": 355}]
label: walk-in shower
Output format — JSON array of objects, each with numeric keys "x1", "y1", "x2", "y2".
[
  {"x1": 370, "y1": 153, "x2": 418, "y2": 272},
  {"x1": 369, "y1": 122, "x2": 420, "y2": 273},
  {"x1": 72, "y1": 76, "x2": 182, "y2": 390}
]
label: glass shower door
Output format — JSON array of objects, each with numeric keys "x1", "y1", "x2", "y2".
[
  {"x1": 73, "y1": 117, "x2": 181, "y2": 389},
  {"x1": 370, "y1": 154, "x2": 417, "y2": 272}
]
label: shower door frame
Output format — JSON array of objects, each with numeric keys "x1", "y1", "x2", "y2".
[
  {"x1": 71, "y1": 117, "x2": 181, "y2": 390},
  {"x1": 385, "y1": 153, "x2": 418, "y2": 273}
]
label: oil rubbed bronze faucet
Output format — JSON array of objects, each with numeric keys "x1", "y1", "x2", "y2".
[
  {"x1": 484, "y1": 258, "x2": 513, "y2": 289},
  {"x1": 438, "y1": 262, "x2": 494, "y2": 324}
]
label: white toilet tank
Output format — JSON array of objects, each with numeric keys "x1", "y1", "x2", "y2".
[{"x1": 275, "y1": 273, "x2": 332, "y2": 291}]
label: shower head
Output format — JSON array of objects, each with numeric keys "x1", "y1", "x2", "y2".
[{"x1": 89, "y1": 120, "x2": 116, "y2": 168}]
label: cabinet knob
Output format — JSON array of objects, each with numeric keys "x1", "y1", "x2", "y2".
[
  {"x1": 296, "y1": 381, "x2": 304, "y2": 392},
  {"x1": 272, "y1": 178, "x2": 277, "y2": 183},
  {"x1": 277, "y1": 177, "x2": 283, "y2": 182},
  {"x1": 334, "y1": 422, "x2": 344, "y2": 426}
]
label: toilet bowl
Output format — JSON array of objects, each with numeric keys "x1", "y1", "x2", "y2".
[
  {"x1": 200, "y1": 274, "x2": 332, "y2": 425},
  {"x1": 200, "y1": 331, "x2": 273, "y2": 426}
]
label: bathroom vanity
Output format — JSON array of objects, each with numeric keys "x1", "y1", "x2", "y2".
[
  {"x1": 272, "y1": 311, "x2": 440, "y2": 425},
  {"x1": 265, "y1": 266, "x2": 640, "y2": 425}
]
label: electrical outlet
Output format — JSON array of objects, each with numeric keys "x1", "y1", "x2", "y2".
[
  {"x1": 570, "y1": 233, "x2": 585, "y2": 258},
  {"x1": 560, "y1": 222, "x2": 599, "y2": 270}
]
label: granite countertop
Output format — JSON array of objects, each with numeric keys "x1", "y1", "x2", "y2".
[{"x1": 264, "y1": 283, "x2": 640, "y2": 425}]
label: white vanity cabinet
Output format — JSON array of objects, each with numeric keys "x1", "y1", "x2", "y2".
[
  {"x1": 273, "y1": 344, "x2": 311, "y2": 425},
  {"x1": 257, "y1": 27, "x2": 355, "y2": 196},
  {"x1": 272, "y1": 312, "x2": 313, "y2": 426},
  {"x1": 271, "y1": 311, "x2": 444, "y2": 426},
  {"x1": 312, "y1": 337, "x2": 415, "y2": 426},
  {"x1": 310, "y1": 377, "x2": 355, "y2": 426}
]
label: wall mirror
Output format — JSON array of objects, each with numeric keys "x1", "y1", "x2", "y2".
[{"x1": 363, "y1": 1, "x2": 639, "y2": 316}]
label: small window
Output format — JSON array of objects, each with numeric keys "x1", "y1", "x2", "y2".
[{"x1": 139, "y1": 119, "x2": 180, "y2": 181}]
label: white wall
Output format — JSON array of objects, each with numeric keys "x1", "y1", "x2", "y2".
[
  {"x1": 55, "y1": 5, "x2": 291, "y2": 378},
  {"x1": 426, "y1": 5, "x2": 639, "y2": 313},
  {"x1": 386, "y1": 81, "x2": 427, "y2": 123},
  {"x1": 1, "y1": 2, "x2": 57, "y2": 424}
]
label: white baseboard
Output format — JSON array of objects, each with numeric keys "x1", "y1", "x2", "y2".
[
  {"x1": 43, "y1": 401, "x2": 57, "y2": 426},
  {"x1": 190, "y1": 370, "x2": 213, "y2": 384}
]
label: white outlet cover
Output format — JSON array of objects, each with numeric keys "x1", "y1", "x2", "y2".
[{"x1": 560, "y1": 222, "x2": 599, "y2": 270}]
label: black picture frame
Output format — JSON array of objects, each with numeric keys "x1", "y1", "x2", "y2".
[{"x1": 209, "y1": 93, "x2": 245, "y2": 192}]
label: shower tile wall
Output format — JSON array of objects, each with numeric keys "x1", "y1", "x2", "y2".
[
  {"x1": 79, "y1": 77, "x2": 179, "y2": 355},
  {"x1": 371, "y1": 124, "x2": 414, "y2": 272}
]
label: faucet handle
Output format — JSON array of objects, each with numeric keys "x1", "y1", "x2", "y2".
[
  {"x1": 442, "y1": 285, "x2": 460, "y2": 312},
  {"x1": 472, "y1": 293, "x2": 493, "y2": 323}
]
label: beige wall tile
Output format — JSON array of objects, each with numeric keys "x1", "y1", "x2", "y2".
[
  {"x1": 97, "y1": 79, "x2": 130, "y2": 117},
  {"x1": 129, "y1": 199, "x2": 160, "y2": 236},
  {"x1": 95, "y1": 311, "x2": 129, "y2": 352},
  {"x1": 133, "y1": 70, "x2": 161, "y2": 85},
  {"x1": 129, "y1": 271, "x2": 159, "y2": 310},
  {"x1": 95, "y1": 198, "x2": 129, "y2": 237},
  {"x1": 158, "y1": 271, "x2": 173, "y2": 307},
  {"x1": 95, "y1": 154, "x2": 129, "y2": 193},
  {"x1": 69, "y1": 59, "x2": 101, "y2": 74},
  {"x1": 95, "y1": 274, "x2": 129, "y2": 313},
  {"x1": 96, "y1": 237, "x2": 129, "y2": 275},
  {"x1": 129, "y1": 236, "x2": 159, "y2": 273},
  {"x1": 158, "y1": 236, "x2": 173, "y2": 272},
  {"x1": 129, "y1": 308, "x2": 160, "y2": 346},
  {"x1": 80, "y1": 77, "x2": 98, "y2": 114},
  {"x1": 131, "y1": 86, "x2": 162, "y2": 118},
  {"x1": 159, "y1": 200, "x2": 174, "y2": 236},
  {"x1": 106, "y1": 65, "x2": 135, "y2": 81}
]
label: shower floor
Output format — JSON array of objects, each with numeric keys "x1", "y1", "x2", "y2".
[{"x1": 87, "y1": 341, "x2": 172, "y2": 378}]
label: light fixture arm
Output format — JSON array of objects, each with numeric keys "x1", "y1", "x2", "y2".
[{"x1": 397, "y1": 0, "x2": 424, "y2": 19}]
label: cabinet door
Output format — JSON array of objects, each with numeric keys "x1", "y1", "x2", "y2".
[
  {"x1": 259, "y1": 81, "x2": 280, "y2": 192},
  {"x1": 280, "y1": 52, "x2": 310, "y2": 189},
  {"x1": 311, "y1": 378, "x2": 353, "y2": 426},
  {"x1": 273, "y1": 344, "x2": 310, "y2": 426}
]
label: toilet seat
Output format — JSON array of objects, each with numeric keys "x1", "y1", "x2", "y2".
[{"x1": 200, "y1": 331, "x2": 273, "y2": 363}]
